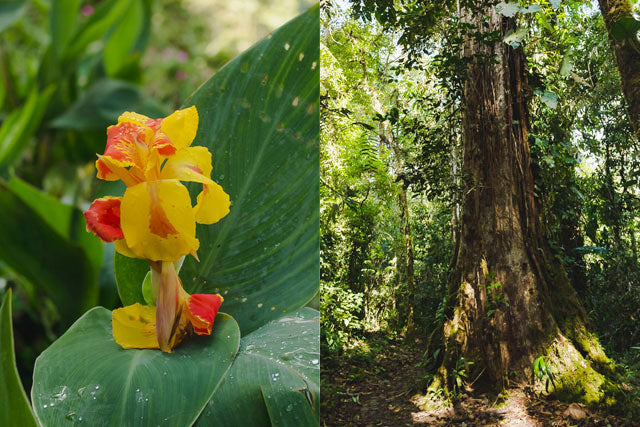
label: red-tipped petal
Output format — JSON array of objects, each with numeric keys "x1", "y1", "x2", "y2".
[
  {"x1": 84, "y1": 197, "x2": 124, "y2": 242},
  {"x1": 186, "y1": 294, "x2": 223, "y2": 335}
]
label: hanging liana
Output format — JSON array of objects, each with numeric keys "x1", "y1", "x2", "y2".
[{"x1": 84, "y1": 106, "x2": 230, "y2": 352}]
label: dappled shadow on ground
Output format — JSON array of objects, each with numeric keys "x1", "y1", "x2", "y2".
[
  {"x1": 321, "y1": 332, "x2": 640, "y2": 426},
  {"x1": 322, "y1": 331, "x2": 427, "y2": 426}
]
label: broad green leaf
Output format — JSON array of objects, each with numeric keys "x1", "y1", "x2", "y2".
[
  {"x1": 496, "y1": 2, "x2": 520, "y2": 18},
  {"x1": 51, "y1": 79, "x2": 168, "y2": 131},
  {"x1": 50, "y1": 0, "x2": 82, "y2": 59},
  {"x1": 0, "y1": 182, "x2": 97, "y2": 326},
  {"x1": 0, "y1": 289, "x2": 38, "y2": 427},
  {"x1": 181, "y1": 4, "x2": 319, "y2": 333},
  {"x1": 550, "y1": 0, "x2": 561, "y2": 9},
  {"x1": 521, "y1": 4, "x2": 541, "y2": 13},
  {"x1": 560, "y1": 50, "x2": 573, "y2": 76},
  {"x1": 6, "y1": 175, "x2": 103, "y2": 273},
  {"x1": 262, "y1": 386, "x2": 317, "y2": 427},
  {"x1": 98, "y1": 243, "x2": 120, "y2": 309},
  {"x1": 32, "y1": 308, "x2": 240, "y2": 426},
  {"x1": 541, "y1": 90, "x2": 558, "y2": 109},
  {"x1": 503, "y1": 27, "x2": 528, "y2": 48},
  {"x1": 0, "y1": 0, "x2": 26, "y2": 32},
  {"x1": 114, "y1": 253, "x2": 148, "y2": 305},
  {"x1": 610, "y1": 16, "x2": 640, "y2": 41},
  {"x1": 536, "y1": 12, "x2": 554, "y2": 33},
  {"x1": 141, "y1": 271, "x2": 154, "y2": 305},
  {"x1": 0, "y1": 85, "x2": 56, "y2": 169},
  {"x1": 195, "y1": 308, "x2": 319, "y2": 426},
  {"x1": 103, "y1": 0, "x2": 145, "y2": 77}
]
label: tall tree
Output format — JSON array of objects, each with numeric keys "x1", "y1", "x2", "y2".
[
  {"x1": 431, "y1": 1, "x2": 614, "y2": 400},
  {"x1": 598, "y1": 0, "x2": 640, "y2": 139}
]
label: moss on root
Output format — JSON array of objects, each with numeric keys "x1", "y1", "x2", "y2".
[
  {"x1": 553, "y1": 366, "x2": 609, "y2": 405},
  {"x1": 539, "y1": 335, "x2": 631, "y2": 413}
]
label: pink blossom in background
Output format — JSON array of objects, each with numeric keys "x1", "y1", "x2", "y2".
[
  {"x1": 177, "y1": 50, "x2": 189, "y2": 63},
  {"x1": 81, "y1": 5, "x2": 94, "y2": 17}
]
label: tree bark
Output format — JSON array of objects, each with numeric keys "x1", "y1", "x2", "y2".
[
  {"x1": 398, "y1": 186, "x2": 416, "y2": 335},
  {"x1": 598, "y1": 0, "x2": 640, "y2": 139},
  {"x1": 432, "y1": 3, "x2": 615, "y2": 402}
]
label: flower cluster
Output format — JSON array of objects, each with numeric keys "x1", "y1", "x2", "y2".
[{"x1": 84, "y1": 106, "x2": 230, "y2": 352}]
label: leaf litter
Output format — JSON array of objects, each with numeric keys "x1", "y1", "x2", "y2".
[{"x1": 322, "y1": 333, "x2": 638, "y2": 426}]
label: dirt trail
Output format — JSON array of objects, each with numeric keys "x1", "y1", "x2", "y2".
[{"x1": 321, "y1": 335, "x2": 638, "y2": 426}]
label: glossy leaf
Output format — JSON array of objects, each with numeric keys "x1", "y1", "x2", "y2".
[
  {"x1": 0, "y1": 182, "x2": 98, "y2": 326},
  {"x1": 195, "y1": 307, "x2": 319, "y2": 426},
  {"x1": 114, "y1": 253, "x2": 148, "y2": 305},
  {"x1": 262, "y1": 386, "x2": 317, "y2": 427},
  {"x1": 0, "y1": 289, "x2": 38, "y2": 427},
  {"x1": 610, "y1": 16, "x2": 640, "y2": 41},
  {"x1": 181, "y1": 4, "x2": 319, "y2": 334},
  {"x1": 32, "y1": 308, "x2": 240, "y2": 426},
  {"x1": 117, "y1": 6, "x2": 320, "y2": 337}
]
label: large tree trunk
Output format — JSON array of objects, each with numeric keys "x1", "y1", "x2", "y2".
[
  {"x1": 432, "y1": 3, "x2": 615, "y2": 403},
  {"x1": 598, "y1": 0, "x2": 640, "y2": 139}
]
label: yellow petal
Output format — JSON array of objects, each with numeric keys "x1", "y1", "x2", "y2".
[
  {"x1": 120, "y1": 179, "x2": 199, "y2": 261},
  {"x1": 114, "y1": 238, "x2": 137, "y2": 259},
  {"x1": 118, "y1": 111, "x2": 152, "y2": 126},
  {"x1": 195, "y1": 182, "x2": 230, "y2": 224},
  {"x1": 160, "y1": 146, "x2": 213, "y2": 184},
  {"x1": 160, "y1": 106, "x2": 198, "y2": 150},
  {"x1": 96, "y1": 154, "x2": 142, "y2": 187},
  {"x1": 112, "y1": 303, "x2": 159, "y2": 349}
]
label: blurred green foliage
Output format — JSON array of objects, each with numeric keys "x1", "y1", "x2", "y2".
[{"x1": 0, "y1": 0, "x2": 313, "y2": 401}]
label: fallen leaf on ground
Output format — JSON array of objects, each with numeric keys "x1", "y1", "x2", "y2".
[{"x1": 563, "y1": 403, "x2": 587, "y2": 420}]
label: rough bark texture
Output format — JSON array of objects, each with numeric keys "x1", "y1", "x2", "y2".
[
  {"x1": 432, "y1": 3, "x2": 615, "y2": 404},
  {"x1": 598, "y1": 0, "x2": 640, "y2": 139}
]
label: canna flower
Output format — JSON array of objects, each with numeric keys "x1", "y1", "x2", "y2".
[
  {"x1": 84, "y1": 106, "x2": 230, "y2": 352},
  {"x1": 111, "y1": 262, "x2": 224, "y2": 351},
  {"x1": 87, "y1": 106, "x2": 229, "y2": 261}
]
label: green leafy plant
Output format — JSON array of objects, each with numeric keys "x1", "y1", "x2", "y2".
[
  {"x1": 453, "y1": 357, "x2": 474, "y2": 391},
  {"x1": 610, "y1": 16, "x2": 640, "y2": 42},
  {"x1": 320, "y1": 281, "x2": 364, "y2": 352},
  {"x1": 533, "y1": 356, "x2": 557, "y2": 393},
  {"x1": 2, "y1": 5, "x2": 320, "y2": 425},
  {"x1": 485, "y1": 272, "x2": 509, "y2": 318},
  {"x1": 0, "y1": 289, "x2": 37, "y2": 426}
]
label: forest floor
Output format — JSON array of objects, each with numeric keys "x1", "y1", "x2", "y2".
[{"x1": 321, "y1": 332, "x2": 639, "y2": 426}]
